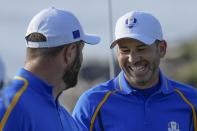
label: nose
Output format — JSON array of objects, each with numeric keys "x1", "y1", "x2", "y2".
[{"x1": 128, "y1": 51, "x2": 140, "y2": 63}]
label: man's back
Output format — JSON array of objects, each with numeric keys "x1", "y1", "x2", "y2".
[{"x1": 0, "y1": 68, "x2": 78, "y2": 131}]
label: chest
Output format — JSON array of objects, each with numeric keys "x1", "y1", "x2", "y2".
[{"x1": 93, "y1": 93, "x2": 192, "y2": 131}]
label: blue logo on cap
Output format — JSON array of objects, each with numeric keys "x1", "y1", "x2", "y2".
[
  {"x1": 73, "y1": 30, "x2": 80, "y2": 39},
  {"x1": 125, "y1": 17, "x2": 137, "y2": 28}
]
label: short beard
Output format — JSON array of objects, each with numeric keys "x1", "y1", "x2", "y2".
[{"x1": 63, "y1": 45, "x2": 81, "y2": 90}]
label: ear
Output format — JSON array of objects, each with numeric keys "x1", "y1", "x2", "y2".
[
  {"x1": 158, "y1": 40, "x2": 167, "y2": 58},
  {"x1": 63, "y1": 44, "x2": 76, "y2": 65}
]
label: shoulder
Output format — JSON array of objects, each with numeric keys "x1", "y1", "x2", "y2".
[
  {"x1": 72, "y1": 79, "x2": 116, "y2": 130},
  {"x1": 170, "y1": 79, "x2": 197, "y2": 95},
  {"x1": 169, "y1": 79, "x2": 197, "y2": 104},
  {"x1": 73, "y1": 79, "x2": 115, "y2": 114},
  {"x1": 80, "y1": 79, "x2": 115, "y2": 102},
  {"x1": 4, "y1": 78, "x2": 30, "y2": 103},
  {"x1": 0, "y1": 79, "x2": 30, "y2": 119},
  {"x1": 87, "y1": 79, "x2": 115, "y2": 94},
  {"x1": 0, "y1": 87, "x2": 30, "y2": 130}
]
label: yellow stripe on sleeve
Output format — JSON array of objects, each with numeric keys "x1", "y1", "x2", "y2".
[
  {"x1": 0, "y1": 76, "x2": 28, "y2": 131},
  {"x1": 90, "y1": 90, "x2": 117, "y2": 131},
  {"x1": 174, "y1": 89, "x2": 197, "y2": 131}
]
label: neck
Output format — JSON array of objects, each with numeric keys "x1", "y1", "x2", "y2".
[{"x1": 24, "y1": 59, "x2": 65, "y2": 98}]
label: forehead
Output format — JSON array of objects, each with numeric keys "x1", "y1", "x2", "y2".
[{"x1": 116, "y1": 38, "x2": 147, "y2": 48}]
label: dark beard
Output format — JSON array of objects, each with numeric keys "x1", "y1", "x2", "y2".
[{"x1": 63, "y1": 45, "x2": 81, "y2": 89}]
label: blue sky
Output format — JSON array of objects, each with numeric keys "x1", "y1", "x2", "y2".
[{"x1": 1, "y1": 0, "x2": 197, "y2": 77}]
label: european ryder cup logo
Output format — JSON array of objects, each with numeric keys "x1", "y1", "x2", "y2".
[
  {"x1": 168, "y1": 121, "x2": 180, "y2": 131},
  {"x1": 125, "y1": 17, "x2": 137, "y2": 28}
]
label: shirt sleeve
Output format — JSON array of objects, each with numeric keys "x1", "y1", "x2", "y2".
[
  {"x1": 188, "y1": 88, "x2": 197, "y2": 131},
  {"x1": 0, "y1": 100, "x2": 31, "y2": 131},
  {"x1": 72, "y1": 93, "x2": 91, "y2": 131}
]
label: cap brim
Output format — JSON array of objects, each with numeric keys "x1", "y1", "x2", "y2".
[
  {"x1": 110, "y1": 33, "x2": 156, "y2": 48},
  {"x1": 83, "y1": 34, "x2": 100, "y2": 45}
]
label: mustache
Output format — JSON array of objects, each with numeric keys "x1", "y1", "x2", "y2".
[{"x1": 129, "y1": 60, "x2": 148, "y2": 67}]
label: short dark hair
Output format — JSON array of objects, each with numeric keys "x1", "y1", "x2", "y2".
[
  {"x1": 25, "y1": 32, "x2": 47, "y2": 42},
  {"x1": 154, "y1": 39, "x2": 162, "y2": 46},
  {"x1": 26, "y1": 33, "x2": 66, "y2": 59}
]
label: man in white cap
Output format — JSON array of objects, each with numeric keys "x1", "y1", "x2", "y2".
[
  {"x1": 72, "y1": 11, "x2": 197, "y2": 131},
  {"x1": 0, "y1": 7, "x2": 100, "y2": 131}
]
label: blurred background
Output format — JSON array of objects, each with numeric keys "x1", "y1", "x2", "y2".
[{"x1": 0, "y1": 0, "x2": 197, "y2": 112}]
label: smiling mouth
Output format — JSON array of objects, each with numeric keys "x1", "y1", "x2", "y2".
[
  {"x1": 131, "y1": 65, "x2": 146, "y2": 71},
  {"x1": 129, "y1": 64, "x2": 148, "y2": 74}
]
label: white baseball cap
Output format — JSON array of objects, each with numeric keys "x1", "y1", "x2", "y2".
[
  {"x1": 26, "y1": 7, "x2": 100, "y2": 48},
  {"x1": 110, "y1": 10, "x2": 163, "y2": 48}
]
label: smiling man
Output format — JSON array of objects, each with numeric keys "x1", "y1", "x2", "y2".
[
  {"x1": 72, "y1": 11, "x2": 197, "y2": 131},
  {"x1": 116, "y1": 38, "x2": 164, "y2": 89}
]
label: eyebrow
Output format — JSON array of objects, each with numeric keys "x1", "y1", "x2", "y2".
[
  {"x1": 119, "y1": 46, "x2": 128, "y2": 48},
  {"x1": 136, "y1": 44, "x2": 148, "y2": 48},
  {"x1": 119, "y1": 44, "x2": 148, "y2": 48}
]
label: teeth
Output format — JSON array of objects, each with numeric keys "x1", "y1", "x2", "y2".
[{"x1": 132, "y1": 66, "x2": 145, "y2": 71}]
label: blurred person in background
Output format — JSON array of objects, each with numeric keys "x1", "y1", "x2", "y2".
[
  {"x1": 72, "y1": 11, "x2": 197, "y2": 131},
  {"x1": 0, "y1": 7, "x2": 100, "y2": 131},
  {"x1": 0, "y1": 57, "x2": 5, "y2": 89}
]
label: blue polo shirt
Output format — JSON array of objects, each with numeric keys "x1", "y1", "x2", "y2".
[
  {"x1": 0, "y1": 68, "x2": 79, "y2": 131},
  {"x1": 72, "y1": 71, "x2": 197, "y2": 131}
]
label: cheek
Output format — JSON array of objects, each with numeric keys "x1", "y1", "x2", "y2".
[
  {"x1": 117, "y1": 55, "x2": 127, "y2": 67},
  {"x1": 144, "y1": 48, "x2": 159, "y2": 60},
  {"x1": 147, "y1": 52, "x2": 161, "y2": 67}
]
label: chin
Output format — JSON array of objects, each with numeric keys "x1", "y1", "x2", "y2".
[
  {"x1": 129, "y1": 73, "x2": 151, "y2": 85},
  {"x1": 138, "y1": 74, "x2": 152, "y2": 82},
  {"x1": 134, "y1": 79, "x2": 149, "y2": 85},
  {"x1": 63, "y1": 71, "x2": 79, "y2": 90},
  {"x1": 65, "y1": 78, "x2": 78, "y2": 89}
]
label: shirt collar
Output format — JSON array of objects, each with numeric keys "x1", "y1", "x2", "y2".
[
  {"x1": 116, "y1": 71, "x2": 132, "y2": 94},
  {"x1": 159, "y1": 70, "x2": 174, "y2": 94},
  {"x1": 15, "y1": 68, "x2": 53, "y2": 97},
  {"x1": 115, "y1": 70, "x2": 174, "y2": 95}
]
